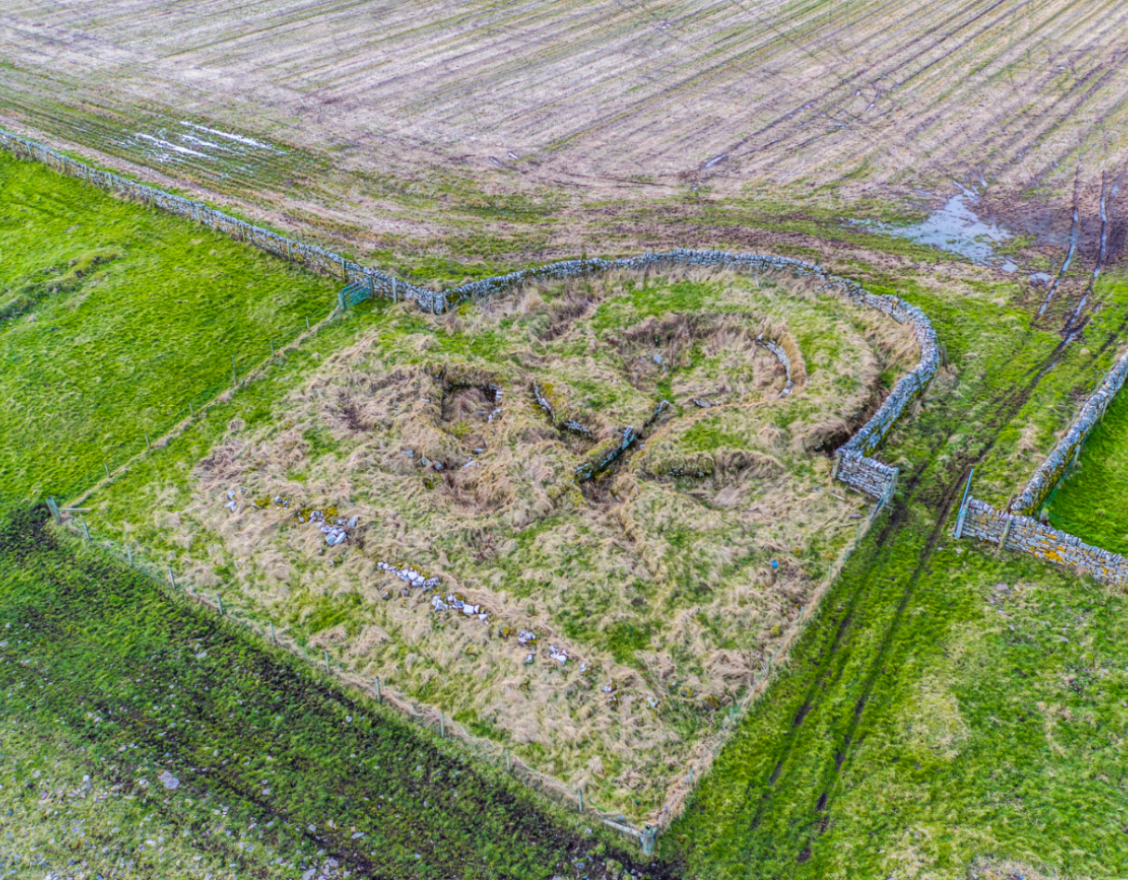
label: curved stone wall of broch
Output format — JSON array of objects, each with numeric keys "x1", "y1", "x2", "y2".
[{"x1": 0, "y1": 124, "x2": 939, "y2": 503}]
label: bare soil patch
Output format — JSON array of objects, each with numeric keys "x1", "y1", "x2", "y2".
[{"x1": 2, "y1": 0, "x2": 1126, "y2": 277}]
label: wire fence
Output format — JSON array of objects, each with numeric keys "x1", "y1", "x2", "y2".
[
  {"x1": 49, "y1": 509, "x2": 655, "y2": 851},
  {"x1": 4, "y1": 124, "x2": 928, "y2": 847}
]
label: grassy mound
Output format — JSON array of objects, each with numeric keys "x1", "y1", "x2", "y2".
[{"x1": 82, "y1": 265, "x2": 918, "y2": 818}]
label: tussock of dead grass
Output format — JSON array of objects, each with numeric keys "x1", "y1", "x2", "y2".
[{"x1": 158, "y1": 268, "x2": 916, "y2": 817}]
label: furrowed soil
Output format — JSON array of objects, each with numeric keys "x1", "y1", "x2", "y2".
[
  {"x1": 0, "y1": 504, "x2": 674, "y2": 880},
  {"x1": 3, "y1": 0, "x2": 1128, "y2": 277}
]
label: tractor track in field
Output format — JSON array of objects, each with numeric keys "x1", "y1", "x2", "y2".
[
  {"x1": 732, "y1": 321, "x2": 1085, "y2": 868},
  {"x1": 1, "y1": 508, "x2": 677, "y2": 880},
  {"x1": 715, "y1": 0, "x2": 1028, "y2": 167}
]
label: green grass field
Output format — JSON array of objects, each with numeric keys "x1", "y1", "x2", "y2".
[
  {"x1": 0, "y1": 504, "x2": 668, "y2": 880},
  {"x1": 1046, "y1": 360, "x2": 1128, "y2": 555},
  {"x1": 4, "y1": 135, "x2": 1128, "y2": 878},
  {"x1": 670, "y1": 513, "x2": 1128, "y2": 879},
  {"x1": 0, "y1": 150, "x2": 337, "y2": 505}
]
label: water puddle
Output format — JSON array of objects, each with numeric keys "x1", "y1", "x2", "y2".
[
  {"x1": 122, "y1": 120, "x2": 286, "y2": 169},
  {"x1": 853, "y1": 188, "x2": 1017, "y2": 272}
]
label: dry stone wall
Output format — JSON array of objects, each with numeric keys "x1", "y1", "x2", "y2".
[
  {"x1": 1011, "y1": 346, "x2": 1128, "y2": 515},
  {"x1": 1, "y1": 127, "x2": 936, "y2": 501},
  {"x1": 959, "y1": 498, "x2": 1128, "y2": 585},
  {"x1": 955, "y1": 341, "x2": 1128, "y2": 584},
  {"x1": 0, "y1": 128, "x2": 445, "y2": 313},
  {"x1": 836, "y1": 453, "x2": 899, "y2": 500}
]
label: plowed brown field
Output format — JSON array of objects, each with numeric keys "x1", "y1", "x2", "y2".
[{"x1": 2, "y1": 0, "x2": 1127, "y2": 266}]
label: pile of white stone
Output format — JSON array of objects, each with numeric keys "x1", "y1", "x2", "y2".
[
  {"x1": 431, "y1": 593, "x2": 489, "y2": 621},
  {"x1": 377, "y1": 561, "x2": 442, "y2": 590}
]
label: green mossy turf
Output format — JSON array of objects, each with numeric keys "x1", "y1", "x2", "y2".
[
  {"x1": 0, "y1": 151, "x2": 336, "y2": 505},
  {"x1": 0, "y1": 505, "x2": 666, "y2": 879}
]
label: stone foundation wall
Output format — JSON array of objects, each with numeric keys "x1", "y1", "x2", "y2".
[
  {"x1": 836, "y1": 452, "x2": 898, "y2": 500},
  {"x1": 960, "y1": 498, "x2": 1128, "y2": 585},
  {"x1": 2, "y1": 127, "x2": 936, "y2": 506}
]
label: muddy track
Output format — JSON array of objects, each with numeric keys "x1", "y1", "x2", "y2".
[{"x1": 731, "y1": 327, "x2": 1071, "y2": 868}]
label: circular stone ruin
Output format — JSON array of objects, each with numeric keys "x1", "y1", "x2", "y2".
[{"x1": 163, "y1": 264, "x2": 921, "y2": 817}]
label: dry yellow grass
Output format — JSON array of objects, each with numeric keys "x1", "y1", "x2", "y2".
[{"x1": 123, "y1": 268, "x2": 918, "y2": 817}]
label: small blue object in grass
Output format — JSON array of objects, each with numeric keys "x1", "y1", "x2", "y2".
[{"x1": 771, "y1": 560, "x2": 779, "y2": 569}]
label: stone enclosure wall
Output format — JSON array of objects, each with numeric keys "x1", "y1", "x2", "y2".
[
  {"x1": 952, "y1": 343, "x2": 1128, "y2": 586},
  {"x1": 958, "y1": 499, "x2": 1128, "y2": 586},
  {"x1": 1010, "y1": 345, "x2": 1128, "y2": 515}
]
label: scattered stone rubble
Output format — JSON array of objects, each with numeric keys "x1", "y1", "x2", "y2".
[
  {"x1": 486, "y1": 385, "x2": 504, "y2": 423},
  {"x1": 376, "y1": 560, "x2": 442, "y2": 591},
  {"x1": 228, "y1": 490, "x2": 360, "y2": 546}
]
